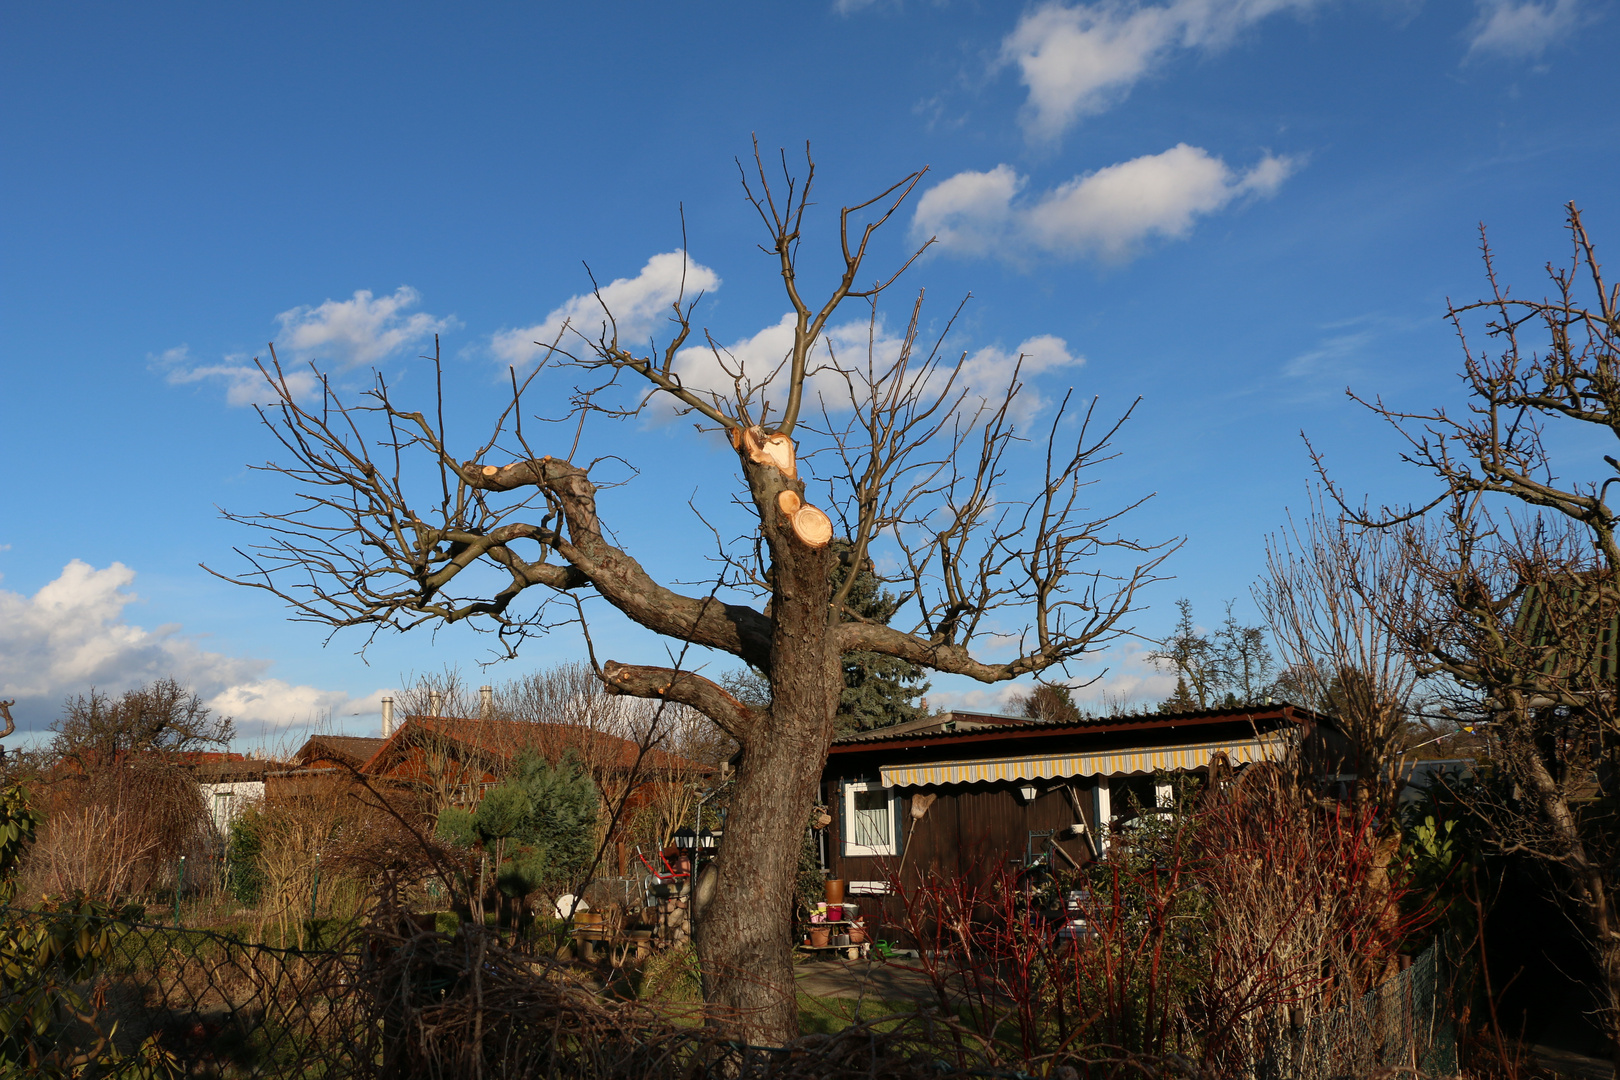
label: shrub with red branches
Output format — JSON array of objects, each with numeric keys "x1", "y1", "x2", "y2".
[{"x1": 882, "y1": 764, "x2": 1431, "y2": 1075}]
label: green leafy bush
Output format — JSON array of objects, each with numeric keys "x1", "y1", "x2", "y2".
[{"x1": 226, "y1": 809, "x2": 267, "y2": 905}]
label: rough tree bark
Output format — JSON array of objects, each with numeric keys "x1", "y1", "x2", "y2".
[{"x1": 212, "y1": 146, "x2": 1172, "y2": 1044}]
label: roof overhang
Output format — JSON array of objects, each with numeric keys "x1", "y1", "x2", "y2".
[{"x1": 875, "y1": 734, "x2": 1288, "y2": 788}]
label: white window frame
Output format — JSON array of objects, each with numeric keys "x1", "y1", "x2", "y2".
[{"x1": 842, "y1": 781, "x2": 900, "y2": 857}]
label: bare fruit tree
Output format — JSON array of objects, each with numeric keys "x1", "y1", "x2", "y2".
[
  {"x1": 1320, "y1": 204, "x2": 1620, "y2": 1068},
  {"x1": 212, "y1": 148, "x2": 1173, "y2": 1043}
]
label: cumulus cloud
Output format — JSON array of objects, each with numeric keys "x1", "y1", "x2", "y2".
[
  {"x1": 1466, "y1": 0, "x2": 1584, "y2": 58},
  {"x1": 274, "y1": 286, "x2": 454, "y2": 368},
  {"x1": 492, "y1": 252, "x2": 721, "y2": 371},
  {"x1": 1000, "y1": 0, "x2": 1320, "y2": 141},
  {"x1": 668, "y1": 313, "x2": 1082, "y2": 427},
  {"x1": 929, "y1": 639, "x2": 1174, "y2": 717},
  {"x1": 158, "y1": 286, "x2": 452, "y2": 407},
  {"x1": 155, "y1": 346, "x2": 320, "y2": 408},
  {"x1": 915, "y1": 144, "x2": 1296, "y2": 261},
  {"x1": 0, "y1": 560, "x2": 386, "y2": 737}
]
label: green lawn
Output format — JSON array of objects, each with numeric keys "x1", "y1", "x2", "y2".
[{"x1": 795, "y1": 992, "x2": 920, "y2": 1035}]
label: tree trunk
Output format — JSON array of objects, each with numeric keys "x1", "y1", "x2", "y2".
[
  {"x1": 1516, "y1": 730, "x2": 1620, "y2": 1076},
  {"x1": 696, "y1": 693, "x2": 834, "y2": 1043},
  {"x1": 694, "y1": 448, "x2": 839, "y2": 1046}
]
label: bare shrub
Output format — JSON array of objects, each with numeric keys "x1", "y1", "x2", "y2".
[{"x1": 23, "y1": 760, "x2": 208, "y2": 901}]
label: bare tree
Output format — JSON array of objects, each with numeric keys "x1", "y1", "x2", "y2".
[
  {"x1": 51, "y1": 676, "x2": 233, "y2": 770},
  {"x1": 1320, "y1": 204, "x2": 1620, "y2": 1070},
  {"x1": 1149, "y1": 597, "x2": 1276, "y2": 709},
  {"x1": 1257, "y1": 495, "x2": 1421, "y2": 825},
  {"x1": 211, "y1": 148, "x2": 1173, "y2": 1043}
]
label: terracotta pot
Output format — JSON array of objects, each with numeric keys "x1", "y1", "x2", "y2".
[
  {"x1": 824, "y1": 879, "x2": 846, "y2": 906},
  {"x1": 808, "y1": 927, "x2": 831, "y2": 948},
  {"x1": 848, "y1": 926, "x2": 868, "y2": 944}
]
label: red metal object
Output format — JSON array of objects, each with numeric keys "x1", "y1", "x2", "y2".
[{"x1": 634, "y1": 845, "x2": 689, "y2": 881}]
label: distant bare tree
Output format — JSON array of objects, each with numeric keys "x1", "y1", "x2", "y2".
[
  {"x1": 1319, "y1": 204, "x2": 1620, "y2": 1069},
  {"x1": 211, "y1": 147, "x2": 1173, "y2": 1043},
  {"x1": 1258, "y1": 496, "x2": 1421, "y2": 826},
  {"x1": 1149, "y1": 598, "x2": 1276, "y2": 709},
  {"x1": 51, "y1": 676, "x2": 233, "y2": 770}
]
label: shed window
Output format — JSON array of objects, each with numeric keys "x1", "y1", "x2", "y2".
[{"x1": 842, "y1": 782, "x2": 898, "y2": 857}]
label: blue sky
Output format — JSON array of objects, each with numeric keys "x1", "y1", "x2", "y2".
[{"x1": 2, "y1": 0, "x2": 1615, "y2": 743}]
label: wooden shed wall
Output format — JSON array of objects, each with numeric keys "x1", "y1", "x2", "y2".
[{"x1": 821, "y1": 771, "x2": 1097, "y2": 948}]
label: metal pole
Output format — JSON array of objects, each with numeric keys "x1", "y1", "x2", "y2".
[
  {"x1": 309, "y1": 853, "x2": 321, "y2": 922},
  {"x1": 175, "y1": 855, "x2": 186, "y2": 927}
]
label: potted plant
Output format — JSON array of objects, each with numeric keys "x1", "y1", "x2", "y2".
[{"x1": 807, "y1": 905, "x2": 830, "y2": 947}]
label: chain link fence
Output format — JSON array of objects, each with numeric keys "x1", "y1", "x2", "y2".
[
  {"x1": 1, "y1": 905, "x2": 368, "y2": 1076},
  {"x1": 1258, "y1": 941, "x2": 1457, "y2": 1080},
  {"x1": 0, "y1": 903, "x2": 1461, "y2": 1079}
]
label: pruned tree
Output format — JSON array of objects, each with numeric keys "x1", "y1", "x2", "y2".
[
  {"x1": 211, "y1": 147, "x2": 1173, "y2": 1043},
  {"x1": 1318, "y1": 204, "x2": 1620, "y2": 1068}
]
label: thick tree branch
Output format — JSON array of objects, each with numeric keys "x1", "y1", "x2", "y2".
[
  {"x1": 460, "y1": 456, "x2": 773, "y2": 668},
  {"x1": 600, "y1": 661, "x2": 764, "y2": 739}
]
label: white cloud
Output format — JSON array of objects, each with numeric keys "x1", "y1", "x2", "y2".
[
  {"x1": 0, "y1": 560, "x2": 385, "y2": 737},
  {"x1": 959, "y1": 334, "x2": 1086, "y2": 419},
  {"x1": 156, "y1": 346, "x2": 321, "y2": 408},
  {"x1": 911, "y1": 165, "x2": 1027, "y2": 257},
  {"x1": 158, "y1": 286, "x2": 451, "y2": 407},
  {"x1": 492, "y1": 252, "x2": 720, "y2": 371},
  {"x1": 1001, "y1": 0, "x2": 1320, "y2": 141},
  {"x1": 1466, "y1": 0, "x2": 1584, "y2": 58},
  {"x1": 928, "y1": 641, "x2": 1173, "y2": 717},
  {"x1": 274, "y1": 286, "x2": 453, "y2": 368},
  {"x1": 668, "y1": 312, "x2": 1082, "y2": 427},
  {"x1": 915, "y1": 144, "x2": 1296, "y2": 261}
]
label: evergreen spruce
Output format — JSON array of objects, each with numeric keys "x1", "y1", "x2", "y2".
[{"x1": 831, "y1": 541, "x2": 929, "y2": 736}]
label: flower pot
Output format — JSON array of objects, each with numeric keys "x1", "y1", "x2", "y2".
[
  {"x1": 808, "y1": 927, "x2": 831, "y2": 948},
  {"x1": 833, "y1": 933, "x2": 850, "y2": 946},
  {"x1": 841, "y1": 902, "x2": 858, "y2": 920},
  {"x1": 848, "y1": 926, "x2": 868, "y2": 944},
  {"x1": 824, "y1": 879, "x2": 846, "y2": 906},
  {"x1": 826, "y1": 905, "x2": 843, "y2": 921}
]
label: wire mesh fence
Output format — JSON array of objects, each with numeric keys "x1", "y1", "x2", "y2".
[
  {"x1": 0, "y1": 904, "x2": 369, "y2": 1077},
  {"x1": 0, "y1": 902, "x2": 1461, "y2": 1080},
  {"x1": 1258, "y1": 941, "x2": 1457, "y2": 1080}
]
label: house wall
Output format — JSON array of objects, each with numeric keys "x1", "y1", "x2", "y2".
[{"x1": 199, "y1": 780, "x2": 264, "y2": 834}]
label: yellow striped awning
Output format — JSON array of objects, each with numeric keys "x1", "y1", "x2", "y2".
[{"x1": 877, "y1": 736, "x2": 1286, "y2": 788}]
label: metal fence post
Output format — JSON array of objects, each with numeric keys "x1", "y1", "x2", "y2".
[
  {"x1": 175, "y1": 854, "x2": 186, "y2": 927},
  {"x1": 309, "y1": 853, "x2": 322, "y2": 922}
]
